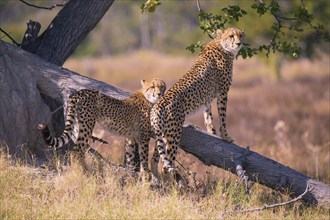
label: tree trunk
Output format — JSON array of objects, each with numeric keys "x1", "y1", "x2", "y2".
[
  {"x1": 19, "y1": 0, "x2": 115, "y2": 136},
  {"x1": 1, "y1": 40, "x2": 329, "y2": 208},
  {"x1": 0, "y1": 40, "x2": 126, "y2": 159},
  {"x1": 22, "y1": 0, "x2": 115, "y2": 66}
]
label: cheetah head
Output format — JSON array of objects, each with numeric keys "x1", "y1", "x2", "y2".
[
  {"x1": 141, "y1": 78, "x2": 166, "y2": 104},
  {"x1": 217, "y1": 27, "x2": 244, "y2": 56}
]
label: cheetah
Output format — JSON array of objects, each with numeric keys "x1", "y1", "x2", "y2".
[
  {"x1": 150, "y1": 27, "x2": 244, "y2": 186},
  {"x1": 39, "y1": 78, "x2": 166, "y2": 176}
]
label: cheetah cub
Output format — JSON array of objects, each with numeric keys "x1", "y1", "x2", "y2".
[
  {"x1": 39, "y1": 78, "x2": 166, "y2": 176},
  {"x1": 150, "y1": 27, "x2": 244, "y2": 185}
]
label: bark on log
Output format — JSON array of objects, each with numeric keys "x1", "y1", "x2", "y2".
[
  {"x1": 0, "y1": 40, "x2": 127, "y2": 158},
  {"x1": 0, "y1": 40, "x2": 329, "y2": 208}
]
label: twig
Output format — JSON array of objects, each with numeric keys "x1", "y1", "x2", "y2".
[
  {"x1": 19, "y1": 0, "x2": 66, "y2": 10},
  {"x1": 256, "y1": 0, "x2": 293, "y2": 57},
  {"x1": 299, "y1": 0, "x2": 321, "y2": 33},
  {"x1": 44, "y1": 105, "x2": 65, "y2": 128},
  {"x1": 231, "y1": 185, "x2": 313, "y2": 214},
  {"x1": 87, "y1": 146, "x2": 120, "y2": 168},
  {"x1": 50, "y1": 105, "x2": 63, "y2": 115},
  {"x1": 175, "y1": 158, "x2": 189, "y2": 173},
  {"x1": 266, "y1": 13, "x2": 282, "y2": 57},
  {"x1": 91, "y1": 136, "x2": 108, "y2": 144},
  {"x1": 0, "y1": 28, "x2": 20, "y2": 46},
  {"x1": 195, "y1": 0, "x2": 214, "y2": 40},
  {"x1": 196, "y1": 0, "x2": 202, "y2": 12}
]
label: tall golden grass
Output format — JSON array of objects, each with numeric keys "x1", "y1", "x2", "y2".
[{"x1": 0, "y1": 150, "x2": 328, "y2": 219}]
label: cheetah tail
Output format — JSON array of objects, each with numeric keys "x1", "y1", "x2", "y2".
[{"x1": 37, "y1": 123, "x2": 72, "y2": 149}]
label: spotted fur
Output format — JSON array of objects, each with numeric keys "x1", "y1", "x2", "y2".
[
  {"x1": 39, "y1": 78, "x2": 166, "y2": 175},
  {"x1": 150, "y1": 28, "x2": 244, "y2": 185}
]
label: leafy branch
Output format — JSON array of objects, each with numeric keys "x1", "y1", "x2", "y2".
[
  {"x1": 252, "y1": 0, "x2": 307, "y2": 57},
  {"x1": 186, "y1": 0, "x2": 330, "y2": 59}
]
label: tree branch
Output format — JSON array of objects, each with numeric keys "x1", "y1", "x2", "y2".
[
  {"x1": 266, "y1": 15, "x2": 282, "y2": 57},
  {"x1": 22, "y1": 0, "x2": 115, "y2": 66},
  {"x1": 0, "y1": 28, "x2": 20, "y2": 46},
  {"x1": 196, "y1": 0, "x2": 202, "y2": 12},
  {"x1": 19, "y1": 0, "x2": 66, "y2": 10},
  {"x1": 233, "y1": 185, "x2": 313, "y2": 214}
]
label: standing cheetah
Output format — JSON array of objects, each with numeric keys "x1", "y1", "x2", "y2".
[
  {"x1": 150, "y1": 27, "x2": 244, "y2": 185},
  {"x1": 39, "y1": 78, "x2": 166, "y2": 176}
]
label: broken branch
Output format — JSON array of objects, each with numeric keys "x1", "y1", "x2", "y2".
[
  {"x1": 19, "y1": 0, "x2": 66, "y2": 10},
  {"x1": 0, "y1": 28, "x2": 20, "y2": 46},
  {"x1": 234, "y1": 185, "x2": 313, "y2": 214}
]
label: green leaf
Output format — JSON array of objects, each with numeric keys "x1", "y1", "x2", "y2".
[
  {"x1": 186, "y1": 41, "x2": 205, "y2": 54},
  {"x1": 240, "y1": 48, "x2": 247, "y2": 59},
  {"x1": 141, "y1": 0, "x2": 161, "y2": 13},
  {"x1": 251, "y1": 2, "x2": 267, "y2": 16},
  {"x1": 269, "y1": 0, "x2": 280, "y2": 14}
]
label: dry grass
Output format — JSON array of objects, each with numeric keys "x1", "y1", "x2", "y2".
[{"x1": 0, "y1": 150, "x2": 329, "y2": 219}]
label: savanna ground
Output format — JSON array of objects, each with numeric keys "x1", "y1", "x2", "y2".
[{"x1": 1, "y1": 51, "x2": 329, "y2": 219}]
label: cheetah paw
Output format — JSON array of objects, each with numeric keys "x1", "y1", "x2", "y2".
[{"x1": 221, "y1": 135, "x2": 233, "y2": 143}]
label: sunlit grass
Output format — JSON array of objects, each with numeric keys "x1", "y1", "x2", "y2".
[{"x1": 0, "y1": 150, "x2": 328, "y2": 219}]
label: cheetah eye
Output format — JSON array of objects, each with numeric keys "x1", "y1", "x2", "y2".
[
  {"x1": 229, "y1": 35, "x2": 234, "y2": 38},
  {"x1": 150, "y1": 86, "x2": 155, "y2": 89}
]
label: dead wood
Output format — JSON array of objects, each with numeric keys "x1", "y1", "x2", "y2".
[{"x1": 219, "y1": 185, "x2": 313, "y2": 218}]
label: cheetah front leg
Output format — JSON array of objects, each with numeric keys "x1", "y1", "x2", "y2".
[
  {"x1": 203, "y1": 103, "x2": 216, "y2": 135},
  {"x1": 165, "y1": 130, "x2": 187, "y2": 188},
  {"x1": 125, "y1": 138, "x2": 140, "y2": 172},
  {"x1": 125, "y1": 138, "x2": 139, "y2": 173},
  {"x1": 138, "y1": 138, "x2": 152, "y2": 182},
  {"x1": 74, "y1": 135, "x2": 92, "y2": 173},
  {"x1": 217, "y1": 94, "x2": 233, "y2": 143},
  {"x1": 151, "y1": 143, "x2": 160, "y2": 180},
  {"x1": 69, "y1": 106, "x2": 94, "y2": 171}
]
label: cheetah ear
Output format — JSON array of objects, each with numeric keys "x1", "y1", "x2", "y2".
[
  {"x1": 140, "y1": 79, "x2": 146, "y2": 86},
  {"x1": 216, "y1": 29, "x2": 224, "y2": 38}
]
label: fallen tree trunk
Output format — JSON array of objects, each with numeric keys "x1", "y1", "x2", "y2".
[
  {"x1": 0, "y1": 40, "x2": 329, "y2": 208},
  {"x1": 180, "y1": 125, "x2": 330, "y2": 208}
]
